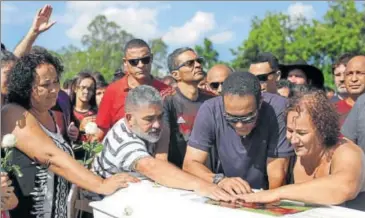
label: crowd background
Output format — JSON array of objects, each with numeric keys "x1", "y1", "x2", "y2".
[{"x1": 1, "y1": 1, "x2": 365, "y2": 218}]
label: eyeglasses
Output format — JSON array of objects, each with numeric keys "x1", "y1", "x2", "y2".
[
  {"x1": 256, "y1": 71, "x2": 277, "y2": 82},
  {"x1": 175, "y1": 57, "x2": 204, "y2": 71},
  {"x1": 223, "y1": 110, "x2": 258, "y2": 124},
  {"x1": 127, "y1": 56, "x2": 152, "y2": 67},
  {"x1": 209, "y1": 82, "x2": 224, "y2": 90}
]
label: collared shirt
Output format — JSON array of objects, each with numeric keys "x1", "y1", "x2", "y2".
[
  {"x1": 188, "y1": 93, "x2": 293, "y2": 189},
  {"x1": 96, "y1": 75, "x2": 173, "y2": 134}
]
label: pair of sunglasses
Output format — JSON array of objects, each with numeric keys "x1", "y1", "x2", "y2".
[
  {"x1": 175, "y1": 57, "x2": 204, "y2": 71},
  {"x1": 209, "y1": 82, "x2": 224, "y2": 90},
  {"x1": 127, "y1": 56, "x2": 152, "y2": 67},
  {"x1": 256, "y1": 71, "x2": 277, "y2": 82},
  {"x1": 223, "y1": 110, "x2": 258, "y2": 124}
]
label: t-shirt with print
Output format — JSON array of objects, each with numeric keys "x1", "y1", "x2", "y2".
[
  {"x1": 341, "y1": 93, "x2": 365, "y2": 153},
  {"x1": 93, "y1": 118, "x2": 156, "y2": 180},
  {"x1": 163, "y1": 88, "x2": 214, "y2": 168},
  {"x1": 188, "y1": 93, "x2": 294, "y2": 190}
]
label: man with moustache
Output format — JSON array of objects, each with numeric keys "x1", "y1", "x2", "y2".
[
  {"x1": 163, "y1": 47, "x2": 214, "y2": 168},
  {"x1": 93, "y1": 85, "x2": 235, "y2": 202},
  {"x1": 336, "y1": 55, "x2": 365, "y2": 125},
  {"x1": 331, "y1": 53, "x2": 354, "y2": 103},
  {"x1": 183, "y1": 72, "x2": 293, "y2": 195}
]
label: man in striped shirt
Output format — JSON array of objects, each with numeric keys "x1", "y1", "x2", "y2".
[{"x1": 93, "y1": 85, "x2": 235, "y2": 202}]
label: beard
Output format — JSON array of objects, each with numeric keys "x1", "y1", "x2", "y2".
[{"x1": 131, "y1": 125, "x2": 162, "y2": 143}]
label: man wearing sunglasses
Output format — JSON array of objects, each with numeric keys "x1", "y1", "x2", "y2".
[
  {"x1": 96, "y1": 39, "x2": 174, "y2": 139},
  {"x1": 163, "y1": 47, "x2": 215, "y2": 168},
  {"x1": 206, "y1": 64, "x2": 233, "y2": 96},
  {"x1": 183, "y1": 72, "x2": 293, "y2": 195},
  {"x1": 249, "y1": 52, "x2": 281, "y2": 94}
]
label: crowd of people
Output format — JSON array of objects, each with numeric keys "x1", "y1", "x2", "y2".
[{"x1": 1, "y1": 4, "x2": 365, "y2": 218}]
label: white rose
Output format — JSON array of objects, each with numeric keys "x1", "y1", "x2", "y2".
[
  {"x1": 84, "y1": 122, "x2": 98, "y2": 135},
  {"x1": 1, "y1": 134, "x2": 17, "y2": 148}
]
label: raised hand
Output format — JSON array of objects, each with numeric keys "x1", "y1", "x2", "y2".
[{"x1": 32, "y1": 4, "x2": 56, "y2": 34}]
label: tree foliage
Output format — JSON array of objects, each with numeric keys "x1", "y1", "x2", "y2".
[
  {"x1": 57, "y1": 15, "x2": 168, "y2": 82},
  {"x1": 231, "y1": 1, "x2": 365, "y2": 87},
  {"x1": 195, "y1": 38, "x2": 219, "y2": 71}
]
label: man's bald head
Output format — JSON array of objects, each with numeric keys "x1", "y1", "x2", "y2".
[
  {"x1": 206, "y1": 64, "x2": 233, "y2": 95},
  {"x1": 345, "y1": 55, "x2": 365, "y2": 95}
]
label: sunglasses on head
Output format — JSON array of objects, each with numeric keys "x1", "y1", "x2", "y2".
[
  {"x1": 175, "y1": 57, "x2": 204, "y2": 71},
  {"x1": 209, "y1": 82, "x2": 224, "y2": 90},
  {"x1": 256, "y1": 71, "x2": 277, "y2": 82},
  {"x1": 127, "y1": 56, "x2": 152, "y2": 67},
  {"x1": 223, "y1": 110, "x2": 258, "y2": 124}
]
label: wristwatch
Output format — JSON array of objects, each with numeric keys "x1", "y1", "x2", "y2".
[{"x1": 213, "y1": 173, "x2": 225, "y2": 184}]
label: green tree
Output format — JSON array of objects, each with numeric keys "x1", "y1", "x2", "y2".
[
  {"x1": 149, "y1": 38, "x2": 169, "y2": 78},
  {"x1": 58, "y1": 15, "x2": 169, "y2": 82},
  {"x1": 230, "y1": 0, "x2": 365, "y2": 87},
  {"x1": 195, "y1": 38, "x2": 219, "y2": 71}
]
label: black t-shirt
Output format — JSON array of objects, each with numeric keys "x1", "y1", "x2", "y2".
[{"x1": 162, "y1": 88, "x2": 214, "y2": 168}]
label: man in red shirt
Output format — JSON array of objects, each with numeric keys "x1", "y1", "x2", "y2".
[
  {"x1": 96, "y1": 39, "x2": 173, "y2": 137},
  {"x1": 336, "y1": 55, "x2": 365, "y2": 125}
]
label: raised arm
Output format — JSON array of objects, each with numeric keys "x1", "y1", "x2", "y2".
[
  {"x1": 13, "y1": 4, "x2": 56, "y2": 57},
  {"x1": 1, "y1": 104, "x2": 136, "y2": 195}
]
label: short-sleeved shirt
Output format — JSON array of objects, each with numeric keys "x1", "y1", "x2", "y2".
[
  {"x1": 163, "y1": 88, "x2": 214, "y2": 168},
  {"x1": 93, "y1": 118, "x2": 156, "y2": 179},
  {"x1": 96, "y1": 75, "x2": 173, "y2": 134},
  {"x1": 335, "y1": 99, "x2": 353, "y2": 126},
  {"x1": 341, "y1": 93, "x2": 365, "y2": 153},
  {"x1": 188, "y1": 93, "x2": 294, "y2": 189}
]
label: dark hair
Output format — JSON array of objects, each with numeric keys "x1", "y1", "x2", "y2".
[
  {"x1": 332, "y1": 53, "x2": 355, "y2": 74},
  {"x1": 288, "y1": 84, "x2": 317, "y2": 98},
  {"x1": 252, "y1": 52, "x2": 280, "y2": 71},
  {"x1": 276, "y1": 79, "x2": 292, "y2": 89},
  {"x1": 62, "y1": 78, "x2": 74, "y2": 90},
  {"x1": 123, "y1": 38, "x2": 150, "y2": 55},
  {"x1": 1, "y1": 49, "x2": 18, "y2": 68},
  {"x1": 1, "y1": 43, "x2": 6, "y2": 51},
  {"x1": 167, "y1": 47, "x2": 195, "y2": 72},
  {"x1": 91, "y1": 71, "x2": 108, "y2": 89},
  {"x1": 221, "y1": 72, "x2": 261, "y2": 107},
  {"x1": 70, "y1": 71, "x2": 97, "y2": 109},
  {"x1": 7, "y1": 51, "x2": 64, "y2": 109},
  {"x1": 30, "y1": 45, "x2": 48, "y2": 54},
  {"x1": 287, "y1": 89, "x2": 340, "y2": 148},
  {"x1": 112, "y1": 68, "x2": 125, "y2": 82}
]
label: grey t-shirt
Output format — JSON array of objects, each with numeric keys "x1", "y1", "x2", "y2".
[
  {"x1": 341, "y1": 93, "x2": 365, "y2": 153},
  {"x1": 188, "y1": 93, "x2": 294, "y2": 189}
]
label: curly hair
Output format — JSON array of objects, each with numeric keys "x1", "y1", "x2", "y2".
[
  {"x1": 287, "y1": 89, "x2": 340, "y2": 148},
  {"x1": 7, "y1": 51, "x2": 64, "y2": 109}
]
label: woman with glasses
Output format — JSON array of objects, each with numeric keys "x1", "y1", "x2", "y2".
[
  {"x1": 69, "y1": 71, "x2": 98, "y2": 159},
  {"x1": 240, "y1": 89, "x2": 365, "y2": 211}
]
